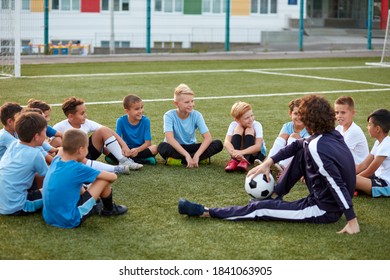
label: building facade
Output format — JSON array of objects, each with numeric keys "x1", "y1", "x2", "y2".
[{"x1": 1, "y1": 0, "x2": 388, "y2": 53}]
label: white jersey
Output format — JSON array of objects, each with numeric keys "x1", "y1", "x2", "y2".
[
  {"x1": 371, "y1": 136, "x2": 390, "y2": 185},
  {"x1": 53, "y1": 119, "x2": 102, "y2": 135},
  {"x1": 336, "y1": 122, "x2": 369, "y2": 164}
]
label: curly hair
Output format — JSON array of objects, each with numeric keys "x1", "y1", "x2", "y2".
[
  {"x1": 287, "y1": 98, "x2": 302, "y2": 113},
  {"x1": 299, "y1": 95, "x2": 335, "y2": 134},
  {"x1": 62, "y1": 96, "x2": 84, "y2": 117}
]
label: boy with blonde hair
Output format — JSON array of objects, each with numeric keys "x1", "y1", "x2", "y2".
[
  {"x1": 43, "y1": 129, "x2": 128, "y2": 228},
  {"x1": 334, "y1": 96, "x2": 369, "y2": 164},
  {"x1": 0, "y1": 112, "x2": 48, "y2": 215},
  {"x1": 107, "y1": 94, "x2": 158, "y2": 165},
  {"x1": 356, "y1": 109, "x2": 390, "y2": 197},
  {"x1": 158, "y1": 83, "x2": 223, "y2": 168},
  {"x1": 224, "y1": 101, "x2": 266, "y2": 172}
]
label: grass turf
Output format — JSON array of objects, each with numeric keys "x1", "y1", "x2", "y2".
[{"x1": 0, "y1": 56, "x2": 389, "y2": 260}]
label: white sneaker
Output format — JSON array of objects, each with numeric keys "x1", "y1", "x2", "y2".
[
  {"x1": 114, "y1": 165, "x2": 130, "y2": 175},
  {"x1": 119, "y1": 157, "x2": 143, "y2": 170},
  {"x1": 254, "y1": 159, "x2": 262, "y2": 166}
]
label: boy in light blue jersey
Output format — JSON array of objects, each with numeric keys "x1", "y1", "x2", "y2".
[
  {"x1": 0, "y1": 102, "x2": 23, "y2": 160},
  {"x1": 268, "y1": 98, "x2": 310, "y2": 171},
  {"x1": 157, "y1": 83, "x2": 223, "y2": 168},
  {"x1": 0, "y1": 112, "x2": 48, "y2": 215},
  {"x1": 107, "y1": 94, "x2": 158, "y2": 165}
]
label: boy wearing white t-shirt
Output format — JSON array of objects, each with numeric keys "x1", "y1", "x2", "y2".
[
  {"x1": 334, "y1": 96, "x2": 369, "y2": 164},
  {"x1": 356, "y1": 109, "x2": 390, "y2": 197}
]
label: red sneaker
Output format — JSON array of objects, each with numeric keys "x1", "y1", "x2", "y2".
[
  {"x1": 354, "y1": 191, "x2": 358, "y2": 197},
  {"x1": 237, "y1": 159, "x2": 250, "y2": 172},
  {"x1": 224, "y1": 159, "x2": 239, "y2": 172}
]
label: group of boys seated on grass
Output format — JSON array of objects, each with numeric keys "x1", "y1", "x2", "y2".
[{"x1": 0, "y1": 84, "x2": 389, "y2": 231}]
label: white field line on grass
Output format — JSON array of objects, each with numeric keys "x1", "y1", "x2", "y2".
[
  {"x1": 20, "y1": 65, "x2": 388, "y2": 107},
  {"x1": 244, "y1": 69, "x2": 390, "y2": 87},
  {"x1": 49, "y1": 88, "x2": 390, "y2": 107},
  {"x1": 19, "y1": 65, "x2": 386, "y2": 79}
]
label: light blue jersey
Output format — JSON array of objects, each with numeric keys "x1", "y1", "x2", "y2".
[
  {"x1": 0, "y1": 141, "x2": 48, "y2": 214},
  {"x1": 43, "y1": 156, "x2": 100, "y2": 228},
  {"x1": 163, "y1": 109, "x2": 208, "y2": 145},
  {"x1": 0, "y1": 128, "x2": 17, "y2": 160},
  {"x1": 280, "y1": 121, "x2": 310, "y2": 138}
]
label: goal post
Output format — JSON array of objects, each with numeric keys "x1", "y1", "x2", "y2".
[
  {"x1": 366, "y1": 9, "x2": 390, "y2": 67},
  {"x1": 0, "y1": 0, "x2": 21, "y2": 78}
]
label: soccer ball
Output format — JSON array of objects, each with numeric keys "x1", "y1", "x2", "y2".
[{"x1": 244, "y1": 173, "x2": 275, "y2": 200}]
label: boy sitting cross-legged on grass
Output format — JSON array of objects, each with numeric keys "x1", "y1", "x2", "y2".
[
  {"x1": 355, "y1": 109, "x2": 390, "y2": 197},
  {"x1": 0, "y1": 112, "x2": 48, "y2": 215},
  {"x1": 51, "y1": 96, "x2": 141, "y2": 174},
  {"x1": 105, "y1": 94, "x2": 158, "y2": 165},
  {"x1": 158, "y1": 83, "x2": 223, "y2": 168},
  {"x1": 43, "y1": 129, "x2": 128, "y2": 228}
]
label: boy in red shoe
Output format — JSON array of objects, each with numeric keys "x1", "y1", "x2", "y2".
[{"x1": 224, "y1": 101, "x2": 266, "y2": 172}]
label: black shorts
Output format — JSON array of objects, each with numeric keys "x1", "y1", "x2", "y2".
[
  {"x1": 10, "y1": 189, "x2": 43, "y2": 216},
  {"x1": 87, "y1": 135, "x2": 103, "y2": 160},
  {"x1": 77, "y1": 190, "x2": 98, "y2": 225}
]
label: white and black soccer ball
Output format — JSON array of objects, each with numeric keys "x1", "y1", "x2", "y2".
[{"x1": 244, "y1": 173, "x2": 275, "y2": 200}]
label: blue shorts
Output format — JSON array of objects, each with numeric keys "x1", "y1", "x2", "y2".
[
  {"x1": 371, "y1": 176, "x2": 390, "y2": 198},
  {"x1": 10, "y1": 189, "x2": 43, "y2": 216}
]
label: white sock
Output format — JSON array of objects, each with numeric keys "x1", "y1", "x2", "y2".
[
  {"x1": 86, "y1": 159, "x2": 115, "y2": 172},
  {"x1": 268, "y1": 137, "x2": 286, "y2": 158},
  {"x1": 105, "y1": 136, "x2": 124, "y2": 161},
  {"x1": 287, "y1": 137, "x2": 298, "y2": 145}
]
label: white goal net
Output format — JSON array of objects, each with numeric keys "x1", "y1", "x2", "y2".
[
  {"x1": 0, "y1": 0, "x2": 20, "y2": 78},
  {"x1": 367, "y1": 10, "x2": 390, "y2": 67},
  {"x1": 380, "y1": 10, "x2": 390, "y2": 66}
]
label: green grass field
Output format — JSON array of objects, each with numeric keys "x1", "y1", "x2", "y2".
[{"x1": 0, "y1": 56, "x2": 389, "y2": 260}]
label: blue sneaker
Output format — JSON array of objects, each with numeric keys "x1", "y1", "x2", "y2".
[{"x1": 178, "y1": 198, "x2": 205, "y2": 216}]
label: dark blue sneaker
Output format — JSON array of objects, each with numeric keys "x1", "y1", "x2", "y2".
[{"x1": 178, "y1": 198, "x2": 205, "y2": 216}]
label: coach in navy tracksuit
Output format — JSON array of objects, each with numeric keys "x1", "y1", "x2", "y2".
[{"x1": 178, "y1": 95, "x2": 360, "y2": 234}]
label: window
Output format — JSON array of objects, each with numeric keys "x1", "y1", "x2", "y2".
[
  {"x1": 22, "y1": 0, "x2": 30, "y2": 10},
  {"x1": 102, "y1": 0, "x2": 130, "y2": 11},
  {"x1": 202, "y1": 0, "x2": 226, "y2": 14},
  {"x1": 52, "y1": 0, "x2": 80, "y2": 11},
  {"x1": 251, "y1": 0, "x2": 277, "y2": 14},
  {"x1": 101, "y1": 41, "x2": 131, "y2": 48},
  {"x1": 155, "y1": 0, "x2": 182, "y2": 13}
]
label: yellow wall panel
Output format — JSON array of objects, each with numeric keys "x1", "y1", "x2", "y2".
[
  {"x1": 231, "y1": 0, "x2": 250, "y2": 16},
  {"x1": 31, "y1": 0, "x2": 44, "y2": 12}
]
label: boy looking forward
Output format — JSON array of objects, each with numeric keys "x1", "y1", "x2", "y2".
[
  {"x1": 0, "y1": 112, "x2": 48, "y2": 215},
  {"x1": 43, "y1": 129, "x2": 128, "y2": 228},
  {"x1": 158, "y1": 84, "x2": 223, "y2": 168},
  {"x1": 107, "y1": 94, "x2": 158, "y2": 165},
  {"x1": 334, "y1": 96, "x2": 369, "y2": 164}
]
